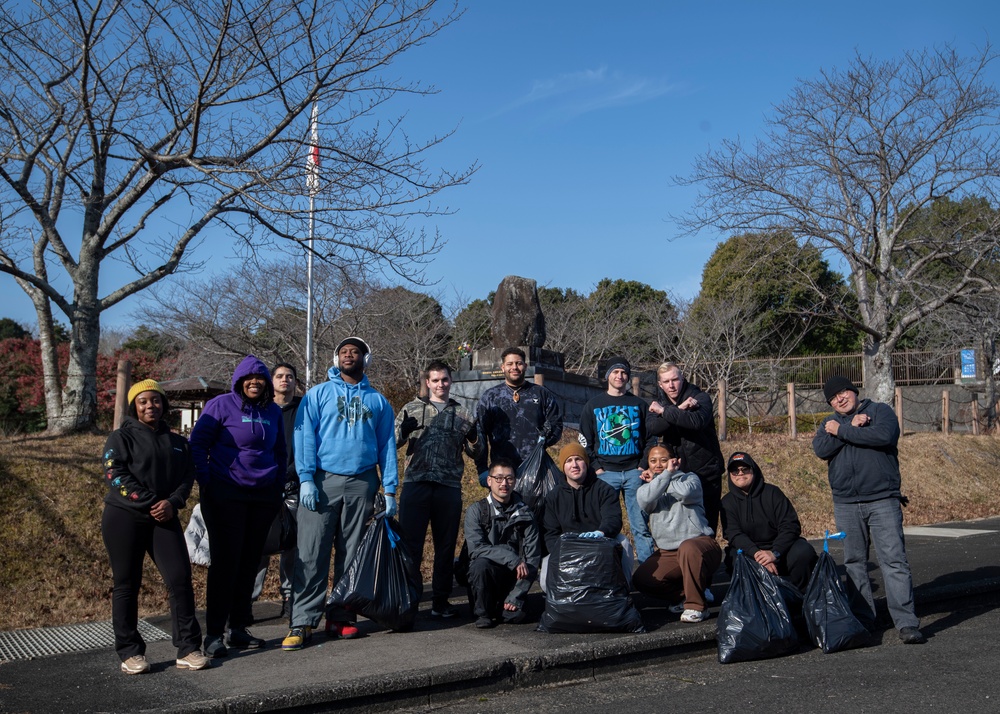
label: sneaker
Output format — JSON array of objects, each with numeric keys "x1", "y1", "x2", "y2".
[
  {"x1": 899, "y1": 626, "x2": 926, "y2": 644},
  {"x1": 176, "y1": 650, "x2": 210, "y2": 670},
  {"x1": 204, "y1": 635, "x2": 228, "y2": 658},
  {"x1": 228, "y1": 627, "x2": 265, "y2": 649},
  {"x1": 680, "y1": 609, "x2": 707, "y2": 623},
  {"x1": 668, "y1": 601, "x2": 686, "y2": 614},
  {"x1": 120, "y1": 655, "x2": 150, "y2": 675},
  {"x1": 325, "y1": 620, "x2": 360, "y2": 639},
  {"x1": 431, "y1": 604, "x2": 457, "y2": 619},
  {"x1": 475, "y1": 616, "x2": 495, "y2": 629},
  {"x1": 281, "y1": 626, "x2": 313, "y2": 651}
]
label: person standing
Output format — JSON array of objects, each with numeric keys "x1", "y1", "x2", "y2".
[
  {"x1": 396, "y1": 360, "x2": 482, "y2": 618},
  {"x1": 474, "y1": 347, "x2": 563, "y2": 484},
  {"x1": 190, "y1": 356, "x2": 286, "y2": 657},
  {"x1": 102, "y1": 380, "x2": 208, "y2": 674},
  {"x1": 252, "y1": 363, "x2": 302, "y2": 619},
  {"x1": 646, "y1": 362, "x2": 725, "y2": 535},
  {"x1": 813, "y1": 376, "x2": 925, "y2": 644},
  {"x1": 579, "y1": 356, "x2": 653, "y2": 563},
  {"x1": 283, "y1": 337, "x2": 398, "y2": 651}
]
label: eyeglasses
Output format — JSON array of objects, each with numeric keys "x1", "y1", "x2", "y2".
[
  {"x1": 490, "y1": 475, "x2": 516, "y2": 483},
  {"x1": 729, "y1": 466, "x2": 752, "y2": 475}
]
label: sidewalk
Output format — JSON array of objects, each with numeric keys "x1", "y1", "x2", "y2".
[{"x1": 3, "y1": 517, "x2": 1000, "y2": 714}]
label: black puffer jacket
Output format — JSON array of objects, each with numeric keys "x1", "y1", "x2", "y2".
[{"x1": 719, "y1": 452, "x2": 802, "y2": 558}]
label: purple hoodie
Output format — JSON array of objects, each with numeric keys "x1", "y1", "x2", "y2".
[{"x1": 190, "y1": 355, "x2": 287, "y2": 493}]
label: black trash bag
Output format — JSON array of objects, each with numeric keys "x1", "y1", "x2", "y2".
[
  {"x1": 803, "y1": 551, "x2": 870, "y2": 654},
  {"x1": 326, "y1": 514, "x2": 421, "y2": 632},
  {"x1": 262, "y1": 498, "x2": 297, "y2": 556},
  {"x1": 774, "y1": 575, "x2": 809, "y2": 641},
  {"x1": 537, "y1": 534, "x2": 645, "y2": 634},
  {"x1": 717, "y1": 552, "x2": 799, "y2": 664},
  {"x1": 516, "y1": 440, "x2": 560, "y2": 513}
]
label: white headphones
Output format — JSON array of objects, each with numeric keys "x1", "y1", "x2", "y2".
[{"x1": 333, "y1": 336, "x2": 373, "y2": 368}]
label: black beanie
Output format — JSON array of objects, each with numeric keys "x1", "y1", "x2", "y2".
[
  {"x1": 604, "y1": 356, "x2": 631, "y2": 380},
  {"x1": 823, "y1": 376, "x2": 858, "y2": 403}
]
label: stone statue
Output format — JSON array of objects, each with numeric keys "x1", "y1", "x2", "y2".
[{"x1": 491, "y1": 276, "x2": 545, "y2": 349}]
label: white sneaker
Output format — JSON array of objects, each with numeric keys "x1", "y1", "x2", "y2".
[
  {"x1": 176, "y1": 650, "x2": 210, "y2": 670},
  {"x1": 120, "y1": 655, "x2": 150, "y2": 675},
  {"x1": 680, "y1": 609, "x2": 707, "y2": 623}
]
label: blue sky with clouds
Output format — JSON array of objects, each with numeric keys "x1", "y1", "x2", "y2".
[{"x1": 4, "y1": 1, "x2": 998, "y2": 329}]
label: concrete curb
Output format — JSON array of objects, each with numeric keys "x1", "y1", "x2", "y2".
[{"x1": 151, "y1": 574, "x2": 1000, "y2": 714}]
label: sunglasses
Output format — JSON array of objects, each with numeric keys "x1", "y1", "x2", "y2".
[{"x1": 729, "y1": 466, "x2": 752, "y2": 475}]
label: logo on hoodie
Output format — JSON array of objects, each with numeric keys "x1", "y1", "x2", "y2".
[{"x1": 337, "y1": 396, "x2": 373, "y2": 427}]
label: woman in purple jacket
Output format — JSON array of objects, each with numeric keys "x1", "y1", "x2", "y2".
[{"x1": 190, "y1": 355, "x2": 286, "y2": 657}]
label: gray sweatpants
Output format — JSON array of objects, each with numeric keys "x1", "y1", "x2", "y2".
[{"x1": 290, "y1": 468, "x2": 379, "y2": 627}]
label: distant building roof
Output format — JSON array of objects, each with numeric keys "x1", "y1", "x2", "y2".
[{"x1": 158, "y1": 376, "x2": 228, "y2": 402}]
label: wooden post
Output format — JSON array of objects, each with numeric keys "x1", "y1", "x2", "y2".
[
  {"x1": 787, "y1": 382, "x2": 797, "y2": 440},
  {"x1": 942, "y1": 390, "x2": 951, "y2": 435},
  {"x1": 114, "y1": 360, "x2": 132, "y2": 430},
  {"x1": 895, "y1": 387, "x2": 904, "y2": 434},
  {"x1": 972, "y1": 398, "x2": 981, "y2": 436},
  {"x1": 717, "y1": 379, "x2": 728, "y2": 442},
  {"x1": 631, "y1": 376, "x2": 641, "y2": 396},
  {"x1": 533, "y1": 372, "x2": 544, "y2": 387}
]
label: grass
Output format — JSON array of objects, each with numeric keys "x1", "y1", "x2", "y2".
[{"x1": 3, "y1": 429, "x2": 1000, "y2": 631}]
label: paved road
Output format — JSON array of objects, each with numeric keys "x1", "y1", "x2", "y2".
[{"x1": 404, "y1": 592, "x2": 1000, "y2": 714}]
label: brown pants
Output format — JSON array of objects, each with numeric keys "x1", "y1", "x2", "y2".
[{"x1": 633, "y1": 535, "x2": 722, "y2": 611}]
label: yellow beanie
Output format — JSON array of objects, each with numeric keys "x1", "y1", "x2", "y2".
[
  {"x1": 558, "y1": 442, "x2": 590, "y2": 471},
  {"x1": 128, "y1": 379, "x2": 166, "y2": 405}
]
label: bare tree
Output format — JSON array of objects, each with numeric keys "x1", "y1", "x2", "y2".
[
  {"x1": 678, "y1": 46, "x2": 1000, "y2": 403},
  {"x1": 0, "y1": 0, "x2": 472, "y2": 432}
]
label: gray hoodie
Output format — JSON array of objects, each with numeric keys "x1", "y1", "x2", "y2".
[{"x1": 637, "y1": 469, "x2": 713, "y2": 550}]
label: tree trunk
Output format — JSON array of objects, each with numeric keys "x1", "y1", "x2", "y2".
[{"x1": 862, "y1": 339, "x2": 896, "y2": 405}]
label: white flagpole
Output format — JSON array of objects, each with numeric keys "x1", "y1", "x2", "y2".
[{"x1": 305, "y1": 101, "x2": 320, "y2": 389}]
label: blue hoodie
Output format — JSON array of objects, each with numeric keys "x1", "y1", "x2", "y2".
[
  {"x1": 190, "y1": 355, "x2": 287, "y2": 493},
  {"x1": 295, "y1": 364, "x2": 398, "y2": 493}
]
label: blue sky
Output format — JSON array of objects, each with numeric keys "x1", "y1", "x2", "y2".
[{"x1": 3, "y1": 1, "x2": 998, "y2": 330}]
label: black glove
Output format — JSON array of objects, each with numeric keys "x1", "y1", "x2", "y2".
[{"x1": 399, "y1": 415, "x2": 420, "y2": 441}]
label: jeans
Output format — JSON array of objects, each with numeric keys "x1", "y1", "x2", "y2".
[
  {"x1": 596, "y1": 468, "x2": 654, "y2": 563},
  {"x1": 834, "y1": 498, "x2": 919, "y2": 631}
]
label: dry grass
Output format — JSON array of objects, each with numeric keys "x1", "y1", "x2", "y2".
[{"x1": 4, "y1": 429, "x2": 1000, "y2": 631}]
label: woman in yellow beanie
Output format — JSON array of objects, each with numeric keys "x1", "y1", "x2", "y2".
[{"x1": 102, "y1": 380, "x2": 208, "y2": 674}]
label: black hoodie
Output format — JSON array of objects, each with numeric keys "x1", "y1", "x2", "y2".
[
  {"x1": 541, "y1": 472, "x2": 622, "y2": 555},
  {"x1": 103, "y1": 416, "x2": 195, "y2": 515},
  {"x1": 719, "y1": 452, "x2": 802, "y2": 558}
]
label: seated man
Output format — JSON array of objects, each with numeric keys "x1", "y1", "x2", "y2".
[
  {"x1": 720, "y1": 452, "x2": 817, "y2": 591},
  {"x1": 634, "y1": 444, "x2": 721, "y2": 623},
  {"x1": 464, "y1": 458, "x2": 541, "y2": 629},
  {"x1": 540, "y1": 443, "x2": 628, "y2": 591}
]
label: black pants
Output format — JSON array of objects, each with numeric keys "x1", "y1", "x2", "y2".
[
  {"x1": 398, "y1": 481, "x2": 462, "y2": 608},
  {"x1": 467, "y1": 557, "x2": 518, "y2": 620},
  {"x1": 699, "y1": 474, "x2": 723, "y2": 536},
  {"x1": 102, "y1": 505, "x2": 201, "y2": 660},
  {"x1": 201, "y1": 489, "x2": 279, "y2": 637}
]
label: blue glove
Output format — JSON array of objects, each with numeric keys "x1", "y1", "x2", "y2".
[
  {"x1": 537, "y1": 434, "x2": 546, "y2": 445},
  {"x1": 300, "y1": 480, "x2": 319, "y2": 511},
  {"x1": 579, "y1": 530, "x2": 604, "y2": 539},
  {"x1": 478, "y1": 470, "x2": 490, "y2": 487},
  {"x1": 384, "y1": 494, "x2": 397, "y2": 518}
]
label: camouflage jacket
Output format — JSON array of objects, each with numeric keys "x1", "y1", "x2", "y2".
[{"x1": 395, "y1": 397, "x2": 481, "y2": 488}]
